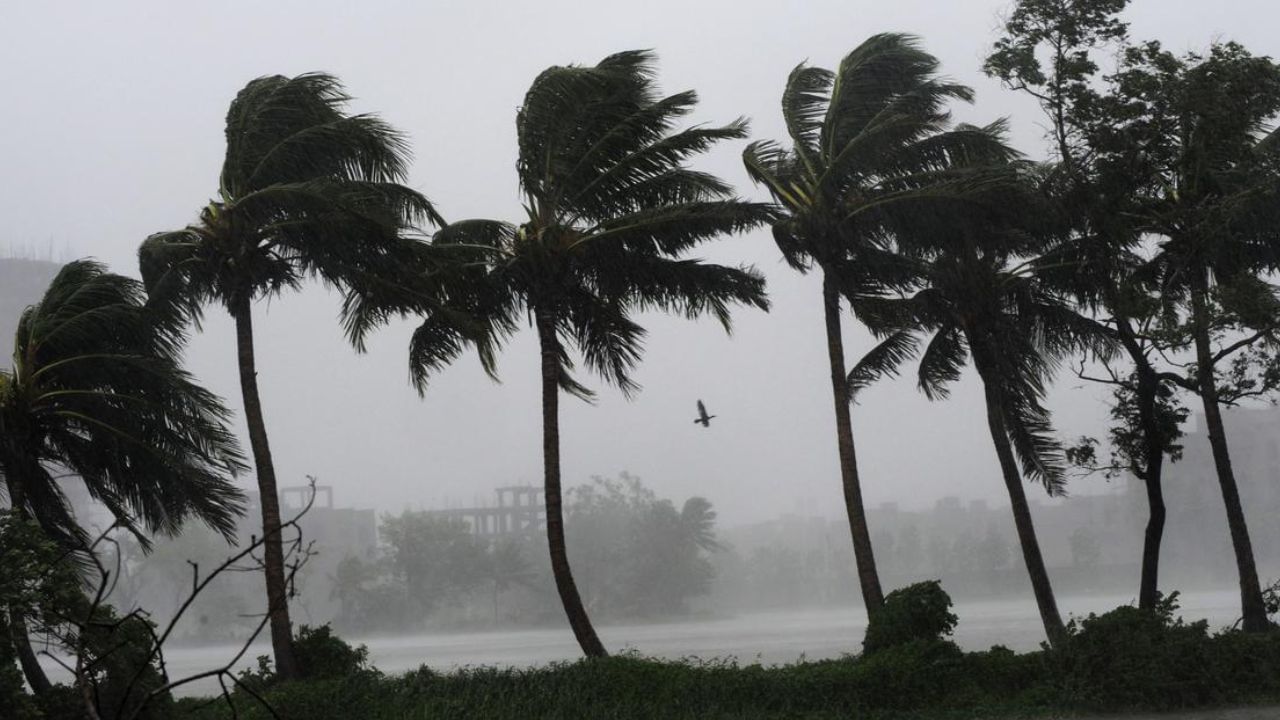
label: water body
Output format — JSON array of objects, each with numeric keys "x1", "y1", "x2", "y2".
[{"x1": 43, "y1": 590, "x2": 1243, "y2": 697}]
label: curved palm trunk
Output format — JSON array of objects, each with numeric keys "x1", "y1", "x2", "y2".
[
  {"x1": 974, "y1": 369, "x2": 1066, "y2": 647},
  {"x1": 534, "y1": 310, "x2": 608, "y2": 658},
  {"x1": 8, "y1": 606, "x2": 51, "y2": 695},
  {"x1": 231, "y1": 297, "x2": 301, "y2": 679},
  {"x1": 1188, "y1": 275, "x2": 1267, "y2": 632},
  {"x1": 821, "y1": 275, "x2": 884, "y2": 612},
  {"x1": 3, "y1": 475, "x2": 54, "y2": 694},
  {"x1": 1133, "y1": 369, "x2": 1167, "y2": 612}
]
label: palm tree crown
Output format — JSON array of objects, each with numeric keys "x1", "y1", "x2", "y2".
[
  {"x1": 139, "y1": 72, "x2": 439, "y2": 318},
  {"x1": 405, "y1": 50, "x2": 772, "y2": 395},
  {"x1": 0, "y1": 260, "x2": 245, "y2": 550}
]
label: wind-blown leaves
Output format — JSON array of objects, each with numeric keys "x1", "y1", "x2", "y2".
[
  {"x1": 405, "y1": 50, "x2": 770, "y2": 395},
  {"x1": 140, "y1": 72, "x2": 440, "y2": 332},
  {"x1": 0, "y1": 261, "x2": 246, "y2": 551}
]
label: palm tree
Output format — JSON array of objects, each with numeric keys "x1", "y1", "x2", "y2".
[
  {"x1": 853, "y1": 166, "x2": 1110, "y2": 647},
  {"x1": 0, "y1": 260, "x2": 245, "y2": 693},
  {"x1": 138, "y1": 73, "x2": 438, "y2": 678},
  {"x1": 742, "y1": 33, "x2": 1015, "y2": 612},
  {"x1": 392, "y1": 51, "x2": 771, "y2": 657}
]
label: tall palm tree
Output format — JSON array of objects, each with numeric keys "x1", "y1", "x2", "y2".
[
  {"x1": 386, "y1": 51, "x2": 771, "y2": 657},
  {"x1": 0, "y1": 260, "x2": 245, "y2": 693},
  {"x1": 742, "y1": 33, "x2": 1015, "y2": 612},
  {"x1": 138, "y1": 73, "x2": 438, "y2": 678},
  {"x1": 853, "y1": 166, "x2": 1111, "y2": 647}
]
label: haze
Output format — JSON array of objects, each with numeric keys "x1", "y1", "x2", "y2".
[{"x1": 2, "y1": 0, "x2": 1276, "y2": 524}]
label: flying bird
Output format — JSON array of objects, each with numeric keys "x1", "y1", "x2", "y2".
[{"x1": 694, "y1": 400, "x2": 716, "y2": 428}]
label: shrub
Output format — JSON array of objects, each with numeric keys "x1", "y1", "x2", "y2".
[
  {"x1": 1051, "y1": 593, "x2": 1220, "y2": 710},
  {"x1": 294, "y1": 624, "x2": 373, "y2": 680},
  {"x1": 862, "y1": 580, "x2": 958, "y2": 655}
]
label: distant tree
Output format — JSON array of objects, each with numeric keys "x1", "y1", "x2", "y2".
[
  {"x1": 568, "y1": 474, "x2": 722, "y2": 617},
  {"x1": 0, "y1": 261, "x2": 246, "y2": 693},
  {"x1": 379, "y1": 512, "x2": 486, "y2": 618},
  {"x1": 328, "y1": 555, "x2": 378, "y2": 629},
  {"x1": 484, "y1": 540, "x2": 536, "y2": 623},
  {"x1": 743, "y1": 33, "x2": 1014, "y2": 613},
  {"x1": 397, "y1": 52, "x2": 771, "y2": 657},
  {"x1": 139, "y1": 73, "x2": 438, "y2": 676}
]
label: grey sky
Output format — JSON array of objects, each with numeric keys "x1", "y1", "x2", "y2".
[{"x1": 2, "y1": 1, "x2": 1275, "y2": 524}]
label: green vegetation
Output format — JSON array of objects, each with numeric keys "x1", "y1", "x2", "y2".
[{"x1": 179, "y1": 595, "x2": 1280, "y2": 720}]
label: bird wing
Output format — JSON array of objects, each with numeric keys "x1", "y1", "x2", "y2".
[{"x1": 697, "y1": 399, "x2": 706, "y2": 416}]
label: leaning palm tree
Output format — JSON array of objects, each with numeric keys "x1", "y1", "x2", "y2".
[
  {"x1": 852, "y1": 166, "x2": 1111, "y2": 647},
  {"x1": 382, "y1": 51, "x2": 771, "y2": 657},
  {"x1": 138, "y1": 73, "x2": 437, "y2": 678},
  {"x1": 0, "y1": 260, "x2": 245, "y2": 693},
  {"x1": 742, "y1": 33, "x2": 1015, "y2": 612}
]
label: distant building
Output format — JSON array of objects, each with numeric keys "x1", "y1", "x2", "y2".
[
  {"x1": 242, "y1": 484, "x2": 379, "y2": 560},
  {"x1": 429, "y1": 486, "x2": 546, "y2": 540}
]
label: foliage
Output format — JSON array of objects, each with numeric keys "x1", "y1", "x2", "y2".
[
  {"x1": 294, "y1": 624, "x2": 373, "y2": 680},
  {"x1": 0, "y1": 261, "x2": 245, "y2": 550},
  {"x1": 568, "y1": 473, "x2": 721, "y2": 617},
  {"x1": 863, "y1": 581, "x2": 958, "y2": 655},
  {"x1": 1049, "y1": 593, "x2": 1280, "y2": 710},
  {"x1": 379, "y1": 512, "x2": 487, "y2": 617},
  {"x1": 70, "y1": 605, "x2": 173, "y2": 720},
  {"x1": 396, "y1": 49, "x2": 771, "y2": 399}
]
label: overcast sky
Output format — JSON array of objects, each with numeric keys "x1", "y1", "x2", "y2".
[{"x1": 2, "y1": 1, "x2": 1275, "y2": 525}]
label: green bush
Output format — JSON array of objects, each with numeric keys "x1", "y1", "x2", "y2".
[
  {"x1": 294, "y1": 624, "x2": 373, "y2": 680},
  {"x1": 862, "y1": 581, "x2": 958, "y2": 655},
  {"x1": 1050, "y1": 593, "x2": 1223, "y2": 710}
]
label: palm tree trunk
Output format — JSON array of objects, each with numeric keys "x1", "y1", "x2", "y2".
[
  {"x1": 8, "y1": 607, "x2": 52, "y2": 695},
  {"x1": 1188, "y1": 274, "x2": 1268, "y2": 632},
  {"x1": 1134, "y1": 369, "x2": 1166, "y2": 612},
  {"x1": 534, "y1": 310, "x2": 608, "y2": 658},
  {"x1": 821, "y1": 275, "x2": 884, "y2": 611},
  {"x1": 976, "y1": 373, "x2": 1066, "y2": 647},
  {"x1": 231, "y1": 296, "x2": 301, "y2": 679},
  {"x1": 3, "y1": 475, "x2": 53, "y2": 694}
]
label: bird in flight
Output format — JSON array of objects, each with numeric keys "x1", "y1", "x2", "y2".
[{"x1": 694, "y1": 399, "x2": 716, "y2": 428}]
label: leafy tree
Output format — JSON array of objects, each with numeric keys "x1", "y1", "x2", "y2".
[
  {"x1": 1107, "y1": 40, "x2": 1280, "y2": 631},
  {"x1": 379, "y1": 512, "x2": 486, "y2": 618},
  {"x1": 484, "y1": 540, "x2": 536, "y2": 623},
  {"x1": 743, "y1": 34, "x2": 1015, "y2": 612},
  {"x1": 987, "y1": 0, "x2": 1192, "y2": 613},
  {"x1": 139, "y1": 73, "x2": 438, "y2": 676},
  {"x1": 568, "y1": 474, "x2": 721, "y2": 617},
  {"x1": 397, "y1": 52, "x2": 771, "y2": 656},
  {"x1": 0, "y1": 261, "x2": 245, "y2": 692},
  {"x1": 853, "y1": 164, "x2": 1111, "y2": 646}
]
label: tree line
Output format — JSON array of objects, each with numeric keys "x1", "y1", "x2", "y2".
[{"x1": 3, "y1": 0, "x2": 1280, "y2": 702}]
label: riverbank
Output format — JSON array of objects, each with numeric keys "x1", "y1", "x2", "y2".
[{"x1": 176, "y1": 608, "x2": 1280, "y2": 720}]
